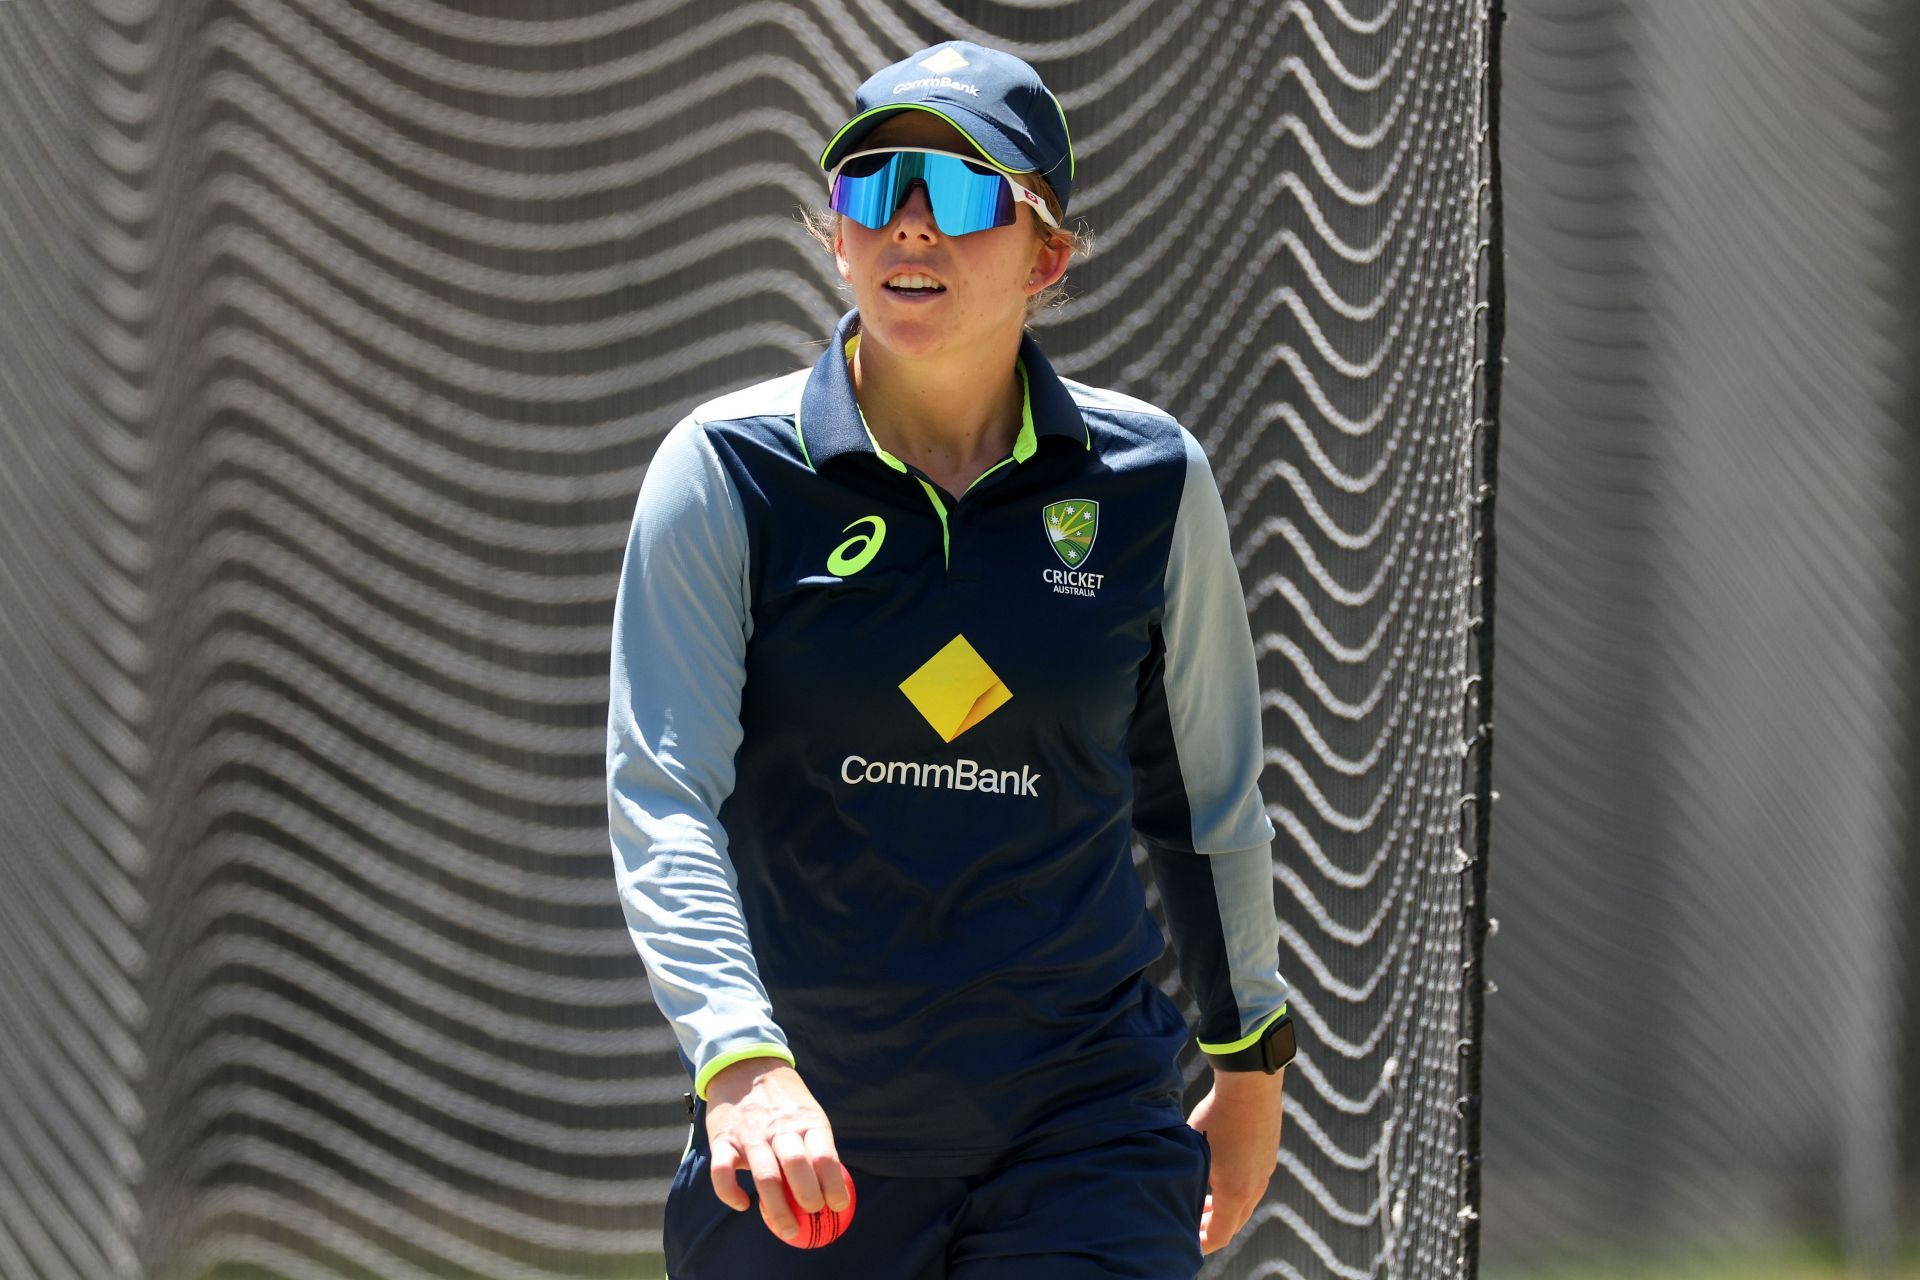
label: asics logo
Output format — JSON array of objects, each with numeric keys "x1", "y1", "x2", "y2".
[{"x1": 828, "y1": 515, "x2": 886, "y2": 576}]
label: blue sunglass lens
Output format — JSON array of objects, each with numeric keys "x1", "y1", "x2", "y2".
[
  {"x1": 839, "y1": 151, "x2": 894, "y2": 180},
  {"x1": 830, "y1": 152, "x2": 1017, "y2": 236},
  {"x1": 831, "y1": 156, "x2": 911, "y2": 229}
]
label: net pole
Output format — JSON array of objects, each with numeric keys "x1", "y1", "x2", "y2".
[{"x1": 1458, "y1": 0, "x2": 1506, "y2": 1275}]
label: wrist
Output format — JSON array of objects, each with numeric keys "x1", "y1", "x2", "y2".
[
  {"x1": 696, "y1": 1042, "x2": 796, "y2": 1102},
  {"x1": 1210, "y1": 1061, "x2": 1287, "y2": 1091},
  {"x1": 1198, "y1": 1008, "x2": 1295, "y2": 1075},
  {"x1": 706, "y1": 1055, "x2": 794, "y2": 1104}
]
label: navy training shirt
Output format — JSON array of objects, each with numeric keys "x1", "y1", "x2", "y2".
[{"x1": 609, "y1": 309, "x2": 1289, "y2": 1176}]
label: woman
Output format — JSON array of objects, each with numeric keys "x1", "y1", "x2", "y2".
[{"x1": 609, "y1": 41, "x2": 1293, "y2": 1279}]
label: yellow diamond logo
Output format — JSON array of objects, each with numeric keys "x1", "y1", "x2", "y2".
[{"x1": 899, "y1": 634, "x2": 1011, "y2": 743}]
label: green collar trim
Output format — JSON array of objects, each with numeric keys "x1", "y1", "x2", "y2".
[
  {"x1": 845, "y1": 335, "x2": 910, "y2": 473},
  {"x1": 1012, "y1": 359, "x2": 1038, "y2": 462},
  {"x1": 844, "y1": 332, "x2": 1037, "y2": 472}
]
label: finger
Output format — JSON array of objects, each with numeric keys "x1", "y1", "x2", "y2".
[
  {"x1": 772, "y1": 1131, "x2": 824, "y2": 1214},
  {"x1": 746, "y1": 1140, "x2": 798, "y2": 1240},
  {"x1": 804, "y1": 1127, "x2": 851, "y2": 1212},
  {"x1": 1211, "y1": 1193, "x2": 1254, "y2": 1251},
  {"x1": 709, "y1": 1137, "x2": 750, "y2": 1212}
]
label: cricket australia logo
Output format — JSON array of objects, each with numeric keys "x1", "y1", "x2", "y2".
[
  {"x1": 1042, "y1": 499, "x2": 1105, "y2": 598},
  {"x1": 1044, "y1": 500, "x2": 1098, "y2": 567}
]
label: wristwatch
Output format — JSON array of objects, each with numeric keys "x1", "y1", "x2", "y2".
[{"x1": 1203, "y1": 1014, "x2": 1296, "y2": 1074}]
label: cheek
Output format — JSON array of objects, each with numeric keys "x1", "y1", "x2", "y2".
[
  {"x1": 976, "y1": 239, "x2": 1042, "y2": 297},
  {"x1": 838, "y1": 231, "x2": 879, "y2": 285}
]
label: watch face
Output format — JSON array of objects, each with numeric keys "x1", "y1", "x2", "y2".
[{"x1": 1264, "y1": 1018, "x2": 1298, "y2": 1072}]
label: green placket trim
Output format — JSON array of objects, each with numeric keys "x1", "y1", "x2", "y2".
[
  {"x1": 845, "y1": 343, "x2": 1039, "y2": 571},
  {"x1": 965, "y1": 457, "x2": 1014, "y2": 493},
  {"x1": 857, "y1": 406, "x2": 951, "y2": 566},
  {"x1": 915, "y1": 477, "x2": 951, "y2": 566}
]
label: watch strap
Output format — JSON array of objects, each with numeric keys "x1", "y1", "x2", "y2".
[{"x1": 1202, "y1": 1013, "x2": 1296, "y2": 1073}]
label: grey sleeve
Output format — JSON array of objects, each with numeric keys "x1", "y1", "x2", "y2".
[
  {"x1": 1131, "y1": 426, "x2": 1291, "y2": 1052},
  {"x1": 607, "y1": 415, "x2": 793, "y2": 1098}
]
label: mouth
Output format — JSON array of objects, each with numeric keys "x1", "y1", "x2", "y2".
[{"x1": 883, "y1": 270, "x2": 947, "y2": 299}]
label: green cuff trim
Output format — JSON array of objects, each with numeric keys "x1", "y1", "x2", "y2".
[
  {"x1": 694, "y1": 1043, "x2": 796, "y2": 1101},
  {"x1": 1196, "y1": 1003, "x2": 1289, "y2": 1056}
]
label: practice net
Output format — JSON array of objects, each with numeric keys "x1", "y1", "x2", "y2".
[{"x1": 0, "y1": 2, "x2": 1497, "y2": 1277}]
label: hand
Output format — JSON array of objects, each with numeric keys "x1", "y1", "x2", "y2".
[
  {"x1": 1186, "y1": 1067, "x2": 1285, "y2": 1255},
  {"x1": 702, "y1": 1058, "x2": 852, "y2": 1242}
]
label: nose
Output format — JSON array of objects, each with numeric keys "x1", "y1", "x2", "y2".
[{"x1": 892, "y1": 181, "x2": 938, "y2": 238}]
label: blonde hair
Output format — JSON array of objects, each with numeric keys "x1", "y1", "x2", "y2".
[{"x1": 800, "y1": 170, "x2": 1092, "y2": 322}]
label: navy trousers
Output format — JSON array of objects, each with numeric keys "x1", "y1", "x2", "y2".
[{"x1": 664, "y1": 1100, "x2": 1212, "y2": 1279}]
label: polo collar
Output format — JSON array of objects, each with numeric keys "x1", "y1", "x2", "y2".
[{"x1": 795, "y1": 309, "x2": 1090, "y2": 472}]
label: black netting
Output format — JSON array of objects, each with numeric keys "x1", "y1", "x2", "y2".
[{"x1": 0, "y1": 3, "x2": 1496, "y2": 1277}]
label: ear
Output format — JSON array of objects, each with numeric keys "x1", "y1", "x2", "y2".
[
  {"x1": 1025, "y1": 228, "x2": 1072, "y2": 294},
  {"x1": 833, "y1": 218, "x2": 853, "y2": 286}
]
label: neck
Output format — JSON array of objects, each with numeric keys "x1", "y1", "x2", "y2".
[{"x1": 849, "y1": 323, "x2": 1025, "y2": 475}]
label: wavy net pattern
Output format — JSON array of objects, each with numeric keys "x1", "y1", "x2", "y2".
[{"x1": 0, "y1": 3, "x2": 1496, "y2": 1277}]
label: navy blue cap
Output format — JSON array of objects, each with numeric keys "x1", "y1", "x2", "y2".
[{"x1": 818, "y1": 41, "x2": 1076, "y2": 214}]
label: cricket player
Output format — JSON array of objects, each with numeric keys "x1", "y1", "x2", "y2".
[{"x1": 609, "y1": 41, "x2": 1295, "y2": 1278}]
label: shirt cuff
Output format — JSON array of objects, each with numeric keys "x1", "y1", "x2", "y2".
[
  {"x1": 1196, "y1": 1002, "x2": 1290, "y2": 1057},
  {"x1": 694, "y1": 1042, "x2": 798, "y2": 1101}
]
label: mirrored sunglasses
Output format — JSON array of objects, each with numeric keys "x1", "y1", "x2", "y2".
[{"x1": 828, "y1": 147, "x2": 1060, "y2": 237}]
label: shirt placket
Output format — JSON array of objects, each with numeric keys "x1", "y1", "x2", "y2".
[{"x1": 864, "y1": 433, "x2": 1025, "y2": 575}]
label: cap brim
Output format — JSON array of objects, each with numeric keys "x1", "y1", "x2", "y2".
[{"x1": 819, "y1": 103, "x2": 1036, "y2": 179}]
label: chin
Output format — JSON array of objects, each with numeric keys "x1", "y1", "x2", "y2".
[{"x1": 858, "y1": 303, "x2": 957, "y2": 358}]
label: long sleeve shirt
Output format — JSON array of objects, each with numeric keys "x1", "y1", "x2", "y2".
[{"x1": 608, "y1": 308, "x2": 1288, "y2": 1176}]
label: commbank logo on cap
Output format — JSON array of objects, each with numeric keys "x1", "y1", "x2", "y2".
[{"x1": 918, "y1": 47, "x2": 970, "y2": 75}]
